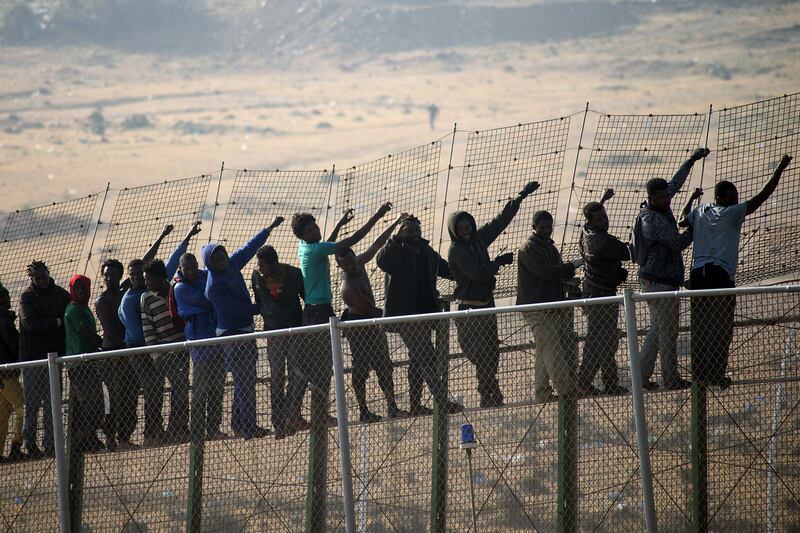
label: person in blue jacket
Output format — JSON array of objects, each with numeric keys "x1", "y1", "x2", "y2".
[
  {"x1": 118, "y1": 222, "x2": 201, "y2": 446},
  {"x1": 201, "y1": 217, "x2": 284, "y2": 440},
  {"x1": 173, "y1": 247, "x2": 226, "y2": 441}
]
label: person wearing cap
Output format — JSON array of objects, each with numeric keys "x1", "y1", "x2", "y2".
[
  {"x1": 377, "y1": 215, "x2": 463, "y2": 415},
  {"x1": 0, "y1": 282, "x2": 25, "y2": 462},
  {"x1": 517, "y1": 210, "x2": 587, "y2": 403},
  {"x1": 447, "y1": 180, "x2": 540, "y2": 408}
]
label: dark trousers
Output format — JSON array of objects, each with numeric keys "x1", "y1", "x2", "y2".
[
  {"x1": 22, "y1": 365, "x2": 53, "y2": 451},
  {"x1": 267, "y1": 335, "x2": 303, "y2": 431},
  {"x1": 100, "y1": 350, "x2": 138, "y2": 442},
  {"x1": 190, "y1": 348, "x2": 225, "y2": 441},
  {"x1": 68, "y1": 363, "x2": 105, "y2": 446},
  {"x1": 220, "y1": 331, "x2": 259, "y2": 437},
  {"x1": 578, "y1": 286, "x2": 622, "y2": 389},
  {"x1": 455, "y1": 302, "x2": 502, "y2": 403},
  {"x1": 396, "y1": 322, "x2": 446, "y2": 409},
  {"x1": 132, "y1": 351, "x2": 190, "y2": 438},
  {"x1": 288, "y1": 304, "x2": 334, "y2": 427},
  {"x1": 690, "y1": 264, "x2": 736, "y2": 384},
  {"x1": 346, "y1": 321, "x2": 396, "y2": 411}
]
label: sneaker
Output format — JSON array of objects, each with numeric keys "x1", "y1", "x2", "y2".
[
  {"x1": 642, "y1": 381, "x2": 660, "y2": 391},
  {"x1": 43, "y1": 447, "x2": 55, "y2": 458},
  {"x1": 141, "y1": 435, "x2": 164, "y2": 448},
  {"x1": 387, "y1": 406, "x2": 411, "y2": 419},
  {"x1": 325, "y1": 415, "x2": 339, "y2": 428},
  {"x1": 410, "y1": 404, "x2": 434, "y2": 417},
  {"x1": 238, "y1": 426, "x2": 271, "y2": 440},
  {"x1": 105, "y1": 435, "x2": 118, "y2": 452},
  {"x1": 26, "y1": 445, "x2": 43, "y2": 460},
  {"x1": 116, "y1": 439, "x2": 139, "y2": 451},
  {"x1": 535, "y1": 392, "x2": 559, "y2": 404},
  {"x1": 479, "y1": 396, "x2": 504, "y2": 409},
  {"x1": 206, "y1": 430, "x2": 228, "y2": 441},
  {"x1": 8, "y1": 442, "x2": 25, "y2": 462},
  {"x1": 604, "y1": 385, "x2": 629, "y2": 396},
  {"x1": 78, "y1": 436, "x2": 105, "y2": 453},
  {"x1": 665, "y1": 378, "x2": 691, "y2": 391},
  {"x1": 443, "y1": 401, "x2": 464, "y2": 415},
  {"x1": 359, "y1": 410, "x2": 382, "y2": 424}
]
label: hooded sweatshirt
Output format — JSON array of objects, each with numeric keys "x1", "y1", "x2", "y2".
[
  {"x1": 202, "y1": 228, "x2": 271, "y2": 333},
  {"x1": 447, "y1": 198, "x2": 521, "y2": 303},
  {"x1": 18, "y1": 277, "x2": 71, "y2": 361},
  {"x1": 64, "y1": 275, "x2": 99, "y2": 356},
  {"x1": 174, "y1": 269, "x2": 217, "y2": 342}
]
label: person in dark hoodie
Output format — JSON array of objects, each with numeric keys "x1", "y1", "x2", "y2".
[
  {"x1": 634, "y1": 147, "x2": 709, "y2": 391},
  {"x1": 18, "y1": 260, "x2": 71, "y2": 459},
  {"x1": 577, "y1": 189, "x2": 629, "y2": 396},
  {"x1": 202, "y1": 217, "x2": 284, "y2": 440},
  {"x1": 0, "y1": 282, "x2": 25, "y2": 463},
  {"x1": 447, "y1": 180, "x2": 540, "y2": 408},
  {"x1": 377, "y1": 216, "x2": 463, "y2": 415},
  {"x1": 251, "y1": 245, "x2": 307, "y2": 439},
  {"x1": 174, "y1": 251, "x2": 226, "y2": 441},
  {"x1": 517, "y1": 211, "x2": 586, "y2": 403},
  {"x1": 64, "y1": 275, "x2": 105, "y2": 453}
]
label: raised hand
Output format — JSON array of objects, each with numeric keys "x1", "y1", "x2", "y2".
[
  {"x1": 494, "y1": 252, "x2": 514, "y2": 266},
  {"x1": 600, "y1": 188, "x2": 615, "y2": 204},
  {"x1": 339, "y1": 208, "x2": 355, "y2": 226},
  {"x1": 776, "y1": 154, "x2": 793, "y2": 173},
  {"x1": 690, "y1": 187, "x2": 704, "y2": 201},
  {"x1": 377, "y1": 202, "x2": 393, "y2": 217},
  {"x1": 185, "y1": 220, "x2": 202, "y2": 239},
  {"x1": 691, "y1": 147, "x2": 711, "y2": 161},
  {"x1": 519, "y1": 181, "x2": 540, "y2": 198},
  {"x1": 269, "y1": 216, "x2": 285, "y2": 230},
  {"x1": 160, "y1": 224, "x2": 174, "y2": 238}
]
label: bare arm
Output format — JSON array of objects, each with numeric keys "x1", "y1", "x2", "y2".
[
  {"x1": 599, "y1": 188, "x2": 615, "y2": 206},
  {"x1": 141, "y1": 224, "x2": 174, "y2": 264},
  {"x1": 357, "y1": 213, "x2": 409, "y2": 265},
  {"x1": 746, "y1": 155, "x2": 792, "y2": 216},
  {"x1": 678, "y1": 188, "x2": 704, "y2": 227},
  {"x1": 341, "y1": 285, "x2": 382, "y2": 318},
  {"x1": 337, "y1": 202, "x2": 393, "y2": 251},
  {"x1": 327, "y1": 209, "x2": 355, "y2": 242}
]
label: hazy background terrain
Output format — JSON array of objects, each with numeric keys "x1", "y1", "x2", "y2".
[{"x1": 0, "y1": 0, "x2": 798, "y2": 211}]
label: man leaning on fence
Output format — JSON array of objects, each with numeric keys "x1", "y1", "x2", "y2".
[
  {"x1": 577, "y1": 189, "x2": 629, "y2": 397},
  {"x1": 18, "y1": 260, "x2": 71, "y2": 459},
  {"x1": 518, "y1": 211, "x2": 586, "y2": 403},
  {"x1": 447, "y1": 180, "x2": 540, "y2": 408},
  {"x1": 377, "y1": 215, "x2": 463, "y2": 415},
  {"x1": 632, "y1": 147, "x2": 709, "y2": 391},
  {"x1": 203, "y1": 217, "x2": 284, "y2": 440},
  {"x1": 173, "y1": 246, "x2": 227, "y2": 442},
  {"x1": 682, "y1": 154, "x2": 793, "y2": 389},
  {"x1": 251, "y1": 245, "x2": 308, "y2": 439},
  {"x1": 0, "y1": 282, "x2": 24, "y2": 463}
]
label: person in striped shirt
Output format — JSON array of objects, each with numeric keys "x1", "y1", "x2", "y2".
[{"x1": 141, "y1": 259, "x2": 190, "y2": 444}]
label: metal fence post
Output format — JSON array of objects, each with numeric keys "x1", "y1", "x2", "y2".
[
  {"x1": 622, "y1": 288, "x2": 658, "y2": 533},
  {"x1": 556, "y1": 394, "x2": 577, "y2": 533},
  {"x1": 691, "y1": 380, "x2": 708, "y2": 533},
  {"x1": 430, "y1": 304, "x2": 450, "y2": 533},
  {"x1": 47, "y1": 352, "x2": 70, "y2": 533},
  {"x1": 306, "y1": 330, "x2": 330, "y2": 533},
  {"x1": 767, "y1": 328, "x2": 794, "y2": 533},
  {"x1": 66, "y1": 383, "x2": 85, "y2": 533},
  {"x1": 186, "y1": 438, "x2": 205, "y2": 533},
  {"x1": 330, "y1": 317, "x2": 356, "y2": 533}
]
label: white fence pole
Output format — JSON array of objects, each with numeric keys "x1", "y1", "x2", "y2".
[
  {"x1": 47, "y1": 352, "x2": 70, "y2": 533},
  {"x1": 330, "y1": 317, "x2": 356, "y2": 533}
]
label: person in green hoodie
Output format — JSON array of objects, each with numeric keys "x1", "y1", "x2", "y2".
[{"x1": 447, "y1": 180, "x2": 539, "y2": 408}]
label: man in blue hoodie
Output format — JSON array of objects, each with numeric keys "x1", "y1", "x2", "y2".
[
  {"x1": 118, "y1": 222, "x2": 200, "y2": 446},
  {"x1": 173, "y1": 250, "x2": 226, "y2": 441},
  {"x1": 202, "y1": 217, "x2": 284, "y2": 440}
]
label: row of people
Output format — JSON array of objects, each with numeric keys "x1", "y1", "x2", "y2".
[{"x1": 0, "y1": 150, "x2": 792, "y2": 461}]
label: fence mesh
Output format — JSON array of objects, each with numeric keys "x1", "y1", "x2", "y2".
[
  {"x1": 0, "y1": 195, "x2": 98, "y2": 308},
  {"x1": 716, "y1": 92, "x2": 800, "y2": 284},
  {"x1": 454, "y1": 119, "x2": 571, "y2": 299}
]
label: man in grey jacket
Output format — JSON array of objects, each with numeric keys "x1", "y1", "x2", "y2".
[{"x1": 635, "y1": 147, "x2": 709, "y2": 391}]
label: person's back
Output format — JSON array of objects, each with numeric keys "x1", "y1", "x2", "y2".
[{"x1": 688, "y1": 202, "x2": 747, "y2": 279}]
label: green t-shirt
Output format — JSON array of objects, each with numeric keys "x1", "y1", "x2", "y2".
[
  {"x1": 64, "y1": 303, "x2": 99, "y2": 356},
  {"x1": 297, "y1": 240, "x2": 337, "y2": 305}
]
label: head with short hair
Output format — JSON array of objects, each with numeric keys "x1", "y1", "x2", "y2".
[
  {"x1": 646, "y1": 178, "x2": 671, "y2": 210},
  {"x1": 101, "y1": 258, "x2": 124, "y2": 290},
  {"x1": 335, "y1": 246, "x2": 358, "y2": 274},
  {"x1": 179, "y1": 253, "x2": 199, "y2": 282},
  {"x1": 256, "y1": 245, "x2": 279, "y2": 278},
  {"x1": 583, "y1": 201, "x2": 608, "y2": 232},
  {"x1": 143, "y1": 259, "x2": 168, "y2": 293},
  {"x1": 291, "y1": 213, "x2": 320, "y2": 243},
  {"x1": 398, "y1": 215, "x2": 422, "y2": 245},
  {"x1": 27, "y1": 260, "x2": 50, "y2": 289},
  {"x1": 532, "y1": 211, "x2": 554, "y2": 240},
  {"x1": 127, "y1": 258, "x2": 146, "y2": 290},
  {"x1": 714, "y1": 180, "x2": 739, "y2": 206}
]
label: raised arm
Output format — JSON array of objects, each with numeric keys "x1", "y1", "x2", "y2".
[
  {"x1": 229, "y1": 217, "x2": 283, "y2": 270},
  {"x1": 599, "y1": 188, "x2": 615, "y2": 206},
  {"x1": 477, "y1": 181, "x2": 540, "y2": 245},
  {"x1": 746, "y1": 155, "x2": 792, "y2": 216},
  {"x1": 337, "y1": 202, "x2": 393, "y2": 251},
  {"x1": 327, "y1": 209, "x2": 355, "y2": 242},
  {"x1": 678, "y1": 188, "x2": 704, "y2": 227},
  {"x1": 668, "y1": 148, "x2": 709, "y2": 198},
  {"x1": 357, "y1": 213, "x2": 409, "y2": 266},
  {"x1": 165, "y1": 221, "x2": 203, "y2": 278},
  {"x1": 141, "y1": 224, "x2": 174, "y2": 265}
]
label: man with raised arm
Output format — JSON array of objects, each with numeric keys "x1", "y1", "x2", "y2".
[
  {"x1": 683, "y1": 154, "x2": 793, "y2": 388},
  {"x1": 202, "y1": 217, "x2": 284, "y2": 440},
  {"x1": 634, "y1": 147, "x2": 709, "y2": 391},
  {"x1": 517, "y1": 211, "x2": 587, "y2": 403},
  {"x1": 118, "y1": 222, "x2": 199, "y2": 446},
  {"x1": 335, "y1": 211, "x2": 411, "y2": 423},
  {"x1": 447, "y1": 180, "x2": 540, "y2": 408},
  {"x1": 577, "y1": 189, "x2": 630, "y2": 396},
  {"x1": 95, "y1": 224, "x2": 180, "y2": 450},
  {"x1": 377, "y1": 216, "x2": 462, "y2": 415},
  {"x1": 289, "y1": 203, "x2": 394, "y2": 428}
]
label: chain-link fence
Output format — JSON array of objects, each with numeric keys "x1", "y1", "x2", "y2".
[{"x1": 2, "y1": 285, "x2": 795, "y2": 532}]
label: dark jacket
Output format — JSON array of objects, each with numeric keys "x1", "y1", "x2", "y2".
[
  {"x1": 517, "y1": 234, "x2": 575, "y2": 305},
  {"x1": 252, "y1": 264, "x2": 305, "y2": 330},
  {"x1": 377, "y1": 236, "x2": 452, "y2": 317},
  {"x1": 580, "y1": 226, "x2": 630, "y2": 293},
  {"x1": 447, "y1": 198, "x2": 521, "y2": 303},
  {"x1": 18, "y1": 279, "x2": 71, "y2": 361},
  {"x1": 0, "y1": 308, "x2": 20, "y2": 379}
]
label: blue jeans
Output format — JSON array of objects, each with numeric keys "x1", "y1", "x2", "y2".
[
  {"x1": 221, "y1": 330, "x2": 259, "y2": 437},
  {"x1": 23, "y1": 365, "x2": 53, "y2": 451}
]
